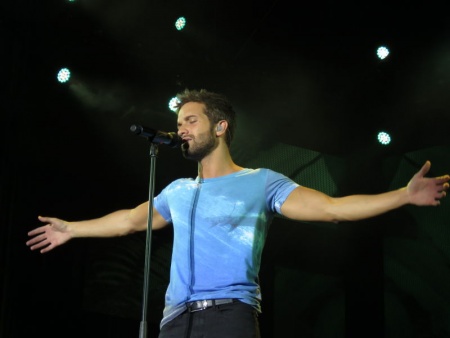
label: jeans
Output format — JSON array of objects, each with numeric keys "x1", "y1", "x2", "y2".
[{"x1": 158, "y1": 301, "x2": 261, "y2": 338}]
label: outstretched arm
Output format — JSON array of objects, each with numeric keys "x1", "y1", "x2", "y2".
[
  {"x1": 281, "y1": 161, "x2": 449, "y2": 223},
  {"x1": 26, "y1": 202, "x2": 169, "y2": 254}
]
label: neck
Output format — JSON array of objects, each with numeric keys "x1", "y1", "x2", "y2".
[{"x1": 197, "y1": 144, "x2": 243, "y2": 179}]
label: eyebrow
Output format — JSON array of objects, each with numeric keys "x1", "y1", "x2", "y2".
[{"x1": 177, "y1": 114, "x2": 198, "y2": 126}]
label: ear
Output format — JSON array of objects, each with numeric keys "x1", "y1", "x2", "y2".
[{"x1": 215, "y1": 120, "x2": 227, "y2": 136}]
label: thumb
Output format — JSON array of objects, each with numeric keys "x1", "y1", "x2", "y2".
[
  {"x1": 417, "y1": 160, "x2": 431, "y2": 178},
  {"x1": 38, "y1": 215, "x2": 53, "y2": 224}
]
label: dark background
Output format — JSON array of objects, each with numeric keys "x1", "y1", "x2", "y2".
[{"x1": 2, "y1": 0, "x2": 450, "y2": 337}]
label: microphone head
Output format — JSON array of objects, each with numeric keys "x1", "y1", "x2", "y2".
[
  {"x1": 130, "y1": 124, "x2": 146, "y2": 135},
  {"x1": 130, "y1": 124, "x2": 181, "y2": 148},
  {"x1": 130, "y1": 125, "x2": 138, "y2": 133},
  {"x1": 166, "y1": 132, "x2": 183, "y2": 148}
]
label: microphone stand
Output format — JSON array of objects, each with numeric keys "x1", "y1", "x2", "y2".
[
  {"x1": 139, "y1": 141, "x2": 158, "y2": 338},
  {"x1": 130, "y1": 124, "x2": 181, "y2": 338}
]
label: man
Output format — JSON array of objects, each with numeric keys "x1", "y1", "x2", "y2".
[{"x1": 27, "y1": 89, "x2": 449, "y2": 338}]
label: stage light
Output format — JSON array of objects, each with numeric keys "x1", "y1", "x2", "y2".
[
  {"x1": 57, "y1": 68, "x2": 71, "y2": 83},
  {"x1": 168, "y1": 96, "x2": 180, "y2": 112},
  {"x1": 175, "y1": 17, "x2": 186, "y2": 31},
  {"x1": 377, "y1": 131, "x2": 391, "y2": 145},
  {"x1": 376, "y1": 46, "x2": 389, "y2": 60}
]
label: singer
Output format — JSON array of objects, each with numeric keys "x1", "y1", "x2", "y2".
[{"x1": 26, "y1": 89, "x2": 449, "y2": 338}]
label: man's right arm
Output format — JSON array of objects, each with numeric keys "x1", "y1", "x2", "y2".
[{"x1": 26, "y1": 202, "x2": 169, "y2": 254}]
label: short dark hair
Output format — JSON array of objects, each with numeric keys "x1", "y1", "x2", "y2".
[{"x1": 176, "y1": 89, "x2": 237, "y2": 147}]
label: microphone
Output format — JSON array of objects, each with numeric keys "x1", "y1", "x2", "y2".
[{"x1": 130, "y1": 124, "x2": 182, "y2": 148}]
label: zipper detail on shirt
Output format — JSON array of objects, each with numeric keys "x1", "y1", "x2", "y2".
[{"x1": 188, "y1": 179, "x2": 202, "y2": 295}]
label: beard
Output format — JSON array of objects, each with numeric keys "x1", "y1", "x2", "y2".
[{"x1": 181, "y1": 128, "x2": 218, "y2": 161}]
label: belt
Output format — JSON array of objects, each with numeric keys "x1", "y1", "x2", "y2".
[{"x1": 186, "y1": 298, "x2": 236, "y2": 312}]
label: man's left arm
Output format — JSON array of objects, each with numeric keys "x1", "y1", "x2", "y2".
[{"x1": 280, "y1": 161, "x2": 449, "y2": 223}]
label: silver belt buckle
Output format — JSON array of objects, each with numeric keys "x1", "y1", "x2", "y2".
[
  {"x1": 189, "y1": 300, "x2": 209, "y2": 312},
  {"x1": 200, "y1": 300, "x2": 208, "y2": 310}
]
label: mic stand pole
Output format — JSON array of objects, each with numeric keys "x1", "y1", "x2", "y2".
[{"x1": 139, "y1": 142, "x2": 158, "y2": 338}]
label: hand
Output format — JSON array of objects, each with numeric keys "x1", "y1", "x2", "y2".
[
  {"x1": 26, "y1": 216, "x2": 72, "y2": 253},
  {"x1": 407, "y1": 161, "x2": 450, "y2": 206}
]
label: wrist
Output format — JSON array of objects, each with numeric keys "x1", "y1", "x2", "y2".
[
  {"x1": 63, "y1": 221, "x2": 75, "y2": 239},
  {"x1": 399, "y1": 186, "x2": 411, "y2": 205}
]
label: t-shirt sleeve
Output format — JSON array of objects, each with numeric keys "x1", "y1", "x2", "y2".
[
  {"x1": 265, "y1": 169, "x2": 300, "y2": 214},
  {"x1": 153, "y1": 185, "x2": 172, "y2": 223}
]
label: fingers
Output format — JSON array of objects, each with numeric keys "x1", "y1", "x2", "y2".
[
  {"x1": 27, "y1": 237, "x2": 54, "y2": 253},
  {"x1": 27, "y1": 236, "x2": 50, "y2": 251},
  {"x1": 26, "y1": 232, "x2": 45, "y2": 246},
  {"x1": 434, "y1": 184, "x2": 448, "y2": 205},
  {"x1": 29, "y1": 240, "x2": 48, "y2": 251},
  {"x1": 40, "y1": 244, "x2": 54, "y2": 254},
  {"x1": 28, "y1": 215, "x2": 63, "y2": 254},
  {"x1": 27, "y1": 226, "x2": 47, "y2": 236},
  {"x1": 26, "y1": 230, "x2": 50, "y2": 246},
  {"x1": 436, "y1": 181, "x2": 449, "y2": 195},
  {"x1": 27, "y1": 235, "x2": 56, "y2": 253},
  {"x1": 436, "y1": 177, "x2": 450, "y2": 186},
  {"x1": 439, "y1": 186, "x2": 447, "y2": 199},
  {"x1": 27, "y1": 223, "x2": 53, "y2": 252}
]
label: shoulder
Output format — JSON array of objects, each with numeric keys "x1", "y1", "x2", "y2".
[
  {"x1": 162, "y1": 177, "x2": 196, "y2": 191},
  {"x1": 252, "y1": 168, "x2": 291, "y2": 179},
  {"x1": 241, "y1": 168, "x2": 296, "y2": 187},
  {"x1": 240, "y1": 167, "x2": 281, "y2": 175}
]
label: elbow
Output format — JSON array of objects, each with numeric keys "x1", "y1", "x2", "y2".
[
  {"x1": 121, "y1": 228, "x2": 137, "y2": 236},
  {"x1": 328, "y1": 217, "x2": 341, "y2": 224},
  {"x1": 116, "y1": 222, "x2": 144, "y2": 237},
  {"x1": 324, "y1": 209, "x2": 340, "y2": 223},
  {"x1": 124, "y1": 223, "x2": 146, "y2": 235}
]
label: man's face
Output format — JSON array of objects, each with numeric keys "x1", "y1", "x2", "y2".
[{"x1": 177, "y1": 102, "x2": 218, "y2": 161}]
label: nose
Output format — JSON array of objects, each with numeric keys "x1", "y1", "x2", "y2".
[{"x1": 177, "y1": 125, "x2": 187, "y2": 137}]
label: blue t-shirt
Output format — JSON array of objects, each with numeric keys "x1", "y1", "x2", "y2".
[{"x1": 154, "y1": 168, "x2": 299, "y2": 327}]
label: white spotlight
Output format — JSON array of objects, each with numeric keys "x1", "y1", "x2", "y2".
[
  {"x1": 175, "y1": 17, "x2": 186, "y2": 31},
  {"x1": 168, "y1": 96, "x2": 180, "y2": 112},
  {"x1": 57, "y1": 68, "x2": 71, "y2": 83},
  {"x1": 377, "y1": 131, "x2": 391, "y2": 145},
  {"x1": 376, "y1": 46, "x2": 390, "y2": 60}
]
